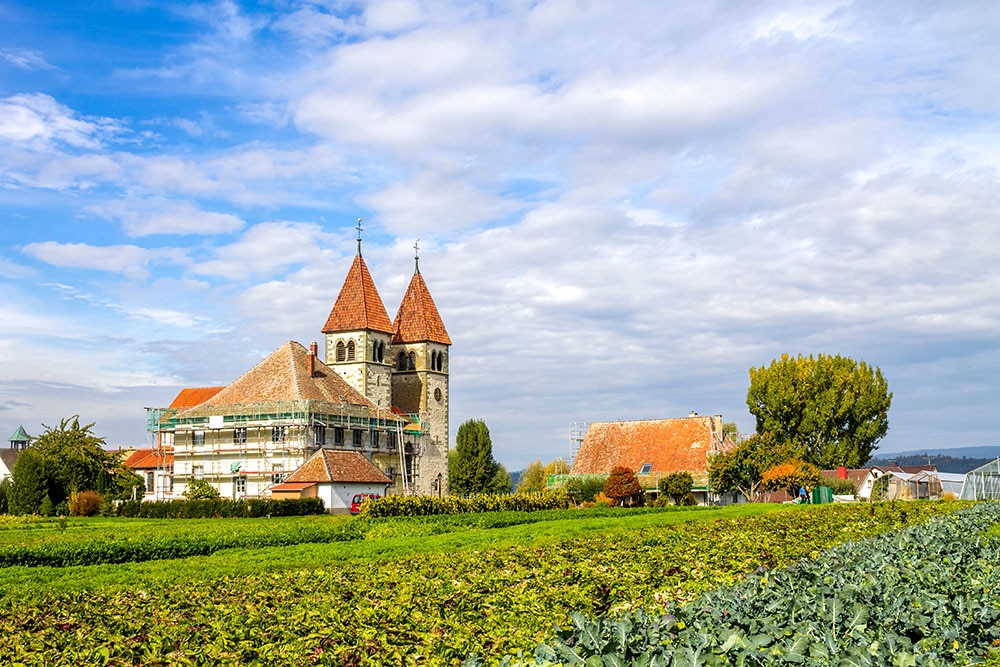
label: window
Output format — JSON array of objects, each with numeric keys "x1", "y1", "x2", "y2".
[
  {"x1": 346, "y1": 340, "x2": 356, "y2": 361},
  {"x1": 145, "y1": 471, "x2": 154, "y2": 492},
  {"x1": 336, "y1": 341, "x2": 346, "y2": 362},
  {"x1": 272, "y1": 425, "x2": 286, "y2": 443},
  {"x1": 387, "y1": 431, "x2": 397, "y2": 451},
  {"x1": 408, "y1": 351, "x2": 416, "y2": 370},
  {"x1": 397, "y1": 351, "x2": 407, "y2": 370},
  {"x1": 639, "y1": 463, "x2": 653, "y2": 475},
  {"x1": 374, "y1": 341, "x2": 384, "y2": 363},
  {"x1": 384, "y1": 465, "x2": 396, "y2": 479},
  {"x1": 434, "y1": 387, "x2": 443, "y2": 402},
  {"x1": 233, "y1": 427, "x2": 247, "y2": 445},
  {"x1": 193, "y1": 431, "x2": 205, "y2": 447},
  {"x1": 353, "y1": 430, "x2": 363, "y2": 448},
  {"x1": 334, "y1": 427, "x2": 345, "y2": 445},
  {"x1": 271, "y1": 464, "x2": 285, "y2": 485},
  {"x1": 437, "y1": 351, "x2": 445, "y2": 371},
  {"x1": 192, "y1": 465, "x2": 204, "y2": 480},
  {"x1": 235, "y1": 476, "x2": 246, "y2": 494},
  {"x1": 314, "y1": 425, "x2": 326, "y2": 447}
]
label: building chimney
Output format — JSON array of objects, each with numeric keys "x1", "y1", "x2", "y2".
[
  {"x1": 837, "y1": 465, "x2": 848, "y2": 479},
  {"x1": 308, "y1": 341, "x2": 318, "y2": 377}
]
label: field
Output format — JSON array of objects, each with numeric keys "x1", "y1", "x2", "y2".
[{"x1": 0, "y1": 501, "x2": 996, "y2": 665}]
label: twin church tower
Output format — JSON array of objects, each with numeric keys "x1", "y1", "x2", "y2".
[{"x1": 321, "y1": 229, "x2": 451, "y2": 493}]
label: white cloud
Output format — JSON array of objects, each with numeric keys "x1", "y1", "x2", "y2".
[
  {"x1": 21, "y1": 242, "x2": 170, "y2": 280},
  {"x1": 191, "y1": 221, "x2": 335, "y2": 280},
  {"x1": 88, "y1": 198, "x2": 246, "y2": 236},
  {"x1": 0, "y1": 48, "x2": 55, "y2": 70},
  {"x1": 0, "y1": 93, "x2": 121, "y2": 150}
]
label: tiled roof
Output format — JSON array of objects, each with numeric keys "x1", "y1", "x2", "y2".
[
  {"x1": 168, "y1": 387, "x2": 225, "y2": 409},
  {"x1": 270, "y1": 481, "x2": 316, "y2": 492},
  {"x1": 392, "y1": 270, "x2": 451, "y2": 344},
  {"x1": 570, "y1": 417, "x2": 731, "y2": 486},
  {"x1": 821, "y1": 468, "x2": 872, "y2": 486},
  {"x1": 0, "y1": 449, "x2": 20, "y2": 473},
  {"x1": 322, "y1": 254, "x2": 394, "y2": 334},
  {"x1": 180, "y1": 341, "x2": 400, "y2": 419},
  {"x1": 284, "y1": 449, "x2": 392, "y2": 485},
  {"x1": 123, "y1": 448, "x2": 174, "y2": 470}
]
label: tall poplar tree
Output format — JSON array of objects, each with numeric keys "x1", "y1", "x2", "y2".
[{"x1": 448, "y1": 419, "x2": 509, "y2": 495}]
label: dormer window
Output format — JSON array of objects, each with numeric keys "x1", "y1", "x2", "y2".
[{"x1": 639, "y1": 463, "x2": 653, "y2": 475}]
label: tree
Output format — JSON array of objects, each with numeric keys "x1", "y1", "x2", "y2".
[
  {"x1": 9, "y1": 448, "x2": 50, "y2": 515},
  {"x1": 516, "y1": 459, "x2": 545, "y2": 494},
  {"x1": 708, "y1": 432, "x2": 795, "y2": 503},
  {"x1": 0, "y1": 477, "x2": 11, "y2": 514},
  {"x1": 659, "y1": 471, "x2": 694, "y2": 505},
  {"x1": 564, "y1": 475, "x2": 606, "y2": 504},
  {"x1": 543, "y1": 458, "x2": 570, "y2": 476},
  {"x1": 722, "y1": 422, "x2": 740, "y2": 442},
  {"x1": 762, "y1": 459, "x2": 822, "y2": 498},
  {"x1": 183, "y1": 479, "x2": 221, "y2": 500},
  {"x1": 448, "y1": 419, "x2": 509, "y2": 495},
  {"x1": 603, "y1": 466, "x2": 641, "y2": 506},
  {"x1": 747, "y1": 354, "x2": 892, "y2": 469}
]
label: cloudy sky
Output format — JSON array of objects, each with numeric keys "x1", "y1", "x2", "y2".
[{"x1": 1, "y1": 1, "x2": 998, "y2": 469}]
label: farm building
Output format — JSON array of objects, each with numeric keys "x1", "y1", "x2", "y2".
[
  {"x1": 271, "y1": 448, "x2": 392, "y2": 513},
  {"x1": 122, "y1": 447, "x2": 176, "y2": 501},
  {"x1": 876, "y1": 470, "x2": 965, "y2": 501},
  {"x1": 145, "y1": 235, "x2": 451, "y2": 501},
  {"x1": 567, "y1": 413, "x2": 735, "y2": 504},
  {"x1": 960, "y1": 458, "x2": 1000, "y2": 500}
]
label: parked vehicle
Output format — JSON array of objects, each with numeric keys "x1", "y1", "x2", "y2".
[{"x1": 350, "y1": 493, "x2": 380, "y2": 514}]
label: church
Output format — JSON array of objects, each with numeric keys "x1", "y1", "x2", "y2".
[{"x1": 147, "y1": 230, "x2": 451, "y2": 500}]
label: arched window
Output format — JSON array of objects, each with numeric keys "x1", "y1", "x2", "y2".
[
  {"x1": 437, "y1": 351, "x2": 445, "y2": 371},
  {"x1": 430, "y1": 350, "x2": 437, "y2": 370},
  {"x1": 346, "y1": 340, "x2": 356, "y2": 361},
  {"x1": 398, "y1": 351, "x2": 407, "y2": 370},
  {"x1": 375, "y1": 341, "x2": 384, "y2": 363},
  {"x1": 335, "y1": 341, "x2": 346, "y2": 362},
  {"x1": 407, "y1": 351, "x2": 416, "y2": 370}
]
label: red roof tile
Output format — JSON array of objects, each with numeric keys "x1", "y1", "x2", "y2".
[
  {"x1": 168, "y1": 387, "x2": 225, "y2": 409},
  {"x1": 285, "y1": 449, "x2": 392, "y2": 485},
  {"x1": 270, "y1": 481, "x2": 316, "y2": 492},
  {"x1": 180, "y1": 341, "x2": 400, "y2": 420},
  {"x1": 570, "y1": 417, "x2": 731, "y2": 486},
  {"x1": 123, "y1": 448, "x2": 174, "y2": 470},
  {"x1": 392, "y1": 271, "x2": 451, "y2": 345},
  {"x1": 322, "y1": 254, "x2": 393, "y2": 334}
]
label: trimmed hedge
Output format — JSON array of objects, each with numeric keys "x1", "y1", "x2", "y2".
[
  {"x1": 115, "y1": 497, "x2": 324, "y2": 518},
  {"x1": 360, "y1": 491, "x2": 569, "y2": 517}
]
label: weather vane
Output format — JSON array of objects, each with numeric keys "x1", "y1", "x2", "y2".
[
  {"x1": 356, "y1": 217, "x2": 363, "y2": 255},
  {"x1": 414, "y1": 238, "x2": 420, "y2": 273}
]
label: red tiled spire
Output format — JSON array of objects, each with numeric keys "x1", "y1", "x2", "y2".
[
  {"x1": 322, "y1": 254, "x2": 393, "y2": 334},
  {"x1": 392, "y1": 270, "x2": 451, "y2": 345}
]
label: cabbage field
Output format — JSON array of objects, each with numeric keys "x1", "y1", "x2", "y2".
[{"x1": 0, "y1": 500, "x2": 995, "y2": 666}]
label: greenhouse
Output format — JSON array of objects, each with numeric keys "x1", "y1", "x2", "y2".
[{"x1": 960, "y1": 458, "x2": 1000, "y2": 500}]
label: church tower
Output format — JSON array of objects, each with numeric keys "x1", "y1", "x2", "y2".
[
  {"x1": 391, "y1": 244, "x2": 451, "y2": 494},
  {"x1": 321, "y1": 224, "x2": 394, "y2": 410}
]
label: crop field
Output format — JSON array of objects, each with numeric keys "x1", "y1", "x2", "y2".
[{"x1": 0, "y1": 501, "x2": 995, "y2": 666}]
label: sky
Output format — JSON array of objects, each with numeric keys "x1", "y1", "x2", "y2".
[{"x1": 1, "y1": 0, "x2": 998, "y2": 470}]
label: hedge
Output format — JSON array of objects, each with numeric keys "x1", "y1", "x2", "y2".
[{"x1": 115, "y1": 497, "x2": 325, "y2": 518}]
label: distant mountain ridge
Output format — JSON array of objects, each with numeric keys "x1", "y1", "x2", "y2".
[{"x1": 869, "y1": 445, "x2": 1000, "y2": 474}]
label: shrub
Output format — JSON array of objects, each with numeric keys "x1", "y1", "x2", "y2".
[
  {"x1": 183, "y1": 479, "x2": 221, "y2": 500},
  {"x1": 821, "y1": 475, "x2": 859, "y2": 496},
  {"x1": 563, "y1": 475, "x2": 607, "y2": 504},
  {"x1": 69, "y1": 491, "x2": 102, "y2": 517},
  {"x1": 603, "y1": 466, "x2": 641, "y2": 506},
  {"x1": 658, "y1": 471, "x2": 694, "y2": 505}
]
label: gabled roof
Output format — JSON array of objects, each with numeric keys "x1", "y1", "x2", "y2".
[
  {"x1": 168, "y1": 387, "x2": 225, "y2": 410},
  {"x1": 123, "y1": 448, "x2": 174, "y2": 470},
  {"x1": 0, "y1": 449, "x2": 20, "y2": 474},
  {"x1": 8, "y1": 425, "x2": 31, "y2": 443},
  {"x1": 322, "y1": 254, "x2": 394, "y2": 334},
  {"x1": 284, "y1": 449, "x2": 392, "y2": 485},
  {"x1": 570, "y1": 416, "x2": 731, "y2": 485},
  {"x1": 392, "y1": 270, "x2": 451, "y2": 345},
  {"x1": 180, "y1": 341, "x2": 396, "y2": 419}
]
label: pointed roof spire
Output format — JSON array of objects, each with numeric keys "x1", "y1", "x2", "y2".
[
  {"x1": 323, "y1": 246, "x2": 394, "y2": 334},
  {"x1": 356, "y1": 218, "x2": 364, "y2": 256},
  {"x1": 413, "y1": 238, "x2": 420, "y2": 274},
  {"x1": 392, "y1": 263, "x2": 451, "y2": 345}
]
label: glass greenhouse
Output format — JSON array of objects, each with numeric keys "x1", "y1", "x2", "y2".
[{"x1": 960, "y1": 458, "x2": 1000, "y2": 500}]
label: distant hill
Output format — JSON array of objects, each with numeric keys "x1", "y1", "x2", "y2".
[
  {"x1": 876, "y1": 445, "x2": 1000, "y2": 460},
  {"x1": 869, "y1": 450, "x2": 999, "y2": 474}
]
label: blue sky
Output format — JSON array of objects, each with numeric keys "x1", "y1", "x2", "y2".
[{"x1": 1, "y1": 0, "x2": 998, "y2": 469}]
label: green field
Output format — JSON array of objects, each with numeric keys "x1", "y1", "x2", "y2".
[{"x1": 0, "y1": 501, "x2": 991, "y2": 665}]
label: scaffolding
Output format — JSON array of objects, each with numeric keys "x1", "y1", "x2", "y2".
[{"x1": 569, "y1": 422, "x2": 589, "y2": 465}]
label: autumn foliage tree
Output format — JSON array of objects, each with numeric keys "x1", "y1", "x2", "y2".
[
  {"x1": 603, "y1": 466, "x2": 641, "y2": 506},
  {"x1": 747, "y1": 353, "x2": 892, "y2": 468},
  {"x1": 762, "y1": 459, "x2": 822, "y2": 498},
  {"x1": 708, "y1": 432, "x2": 795, "y2": 503},
  {"x1": 515, "y1": 459, "x2": 545, "y2": 494}
]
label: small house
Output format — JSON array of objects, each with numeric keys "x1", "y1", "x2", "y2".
[{"x1": 271, "y1": 449, "x2": 392, "y2": 513}]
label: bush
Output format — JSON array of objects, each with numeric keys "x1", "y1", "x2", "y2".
[
  {"x1": 658, "y1": 471, "x2": 694, "y2": 505},
  {"x1": 821, "y1": 475, "x2": 859, "y2": 496},
  {"x1": 183, "y1": 479, "x2": 221, "y2": 500},
  {"x1": 115, "y1": 497, "x2": 325, "y2": 519},
  {"x1": 563, "y1": 475, "x2": 607, "y2": 504},
  {"x1": 359, "y1": 491, "x2": 568, "y2": 518},
  {"x1": 69, "y1": 491, "x2": 102, "y2": 517},
  {"x1": 603, "y1": 466, "x2": 641, "y2": 506}
]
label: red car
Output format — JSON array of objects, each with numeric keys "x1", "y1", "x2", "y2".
[{"x1": 350, "y1": 493, "x2": 380, "y2": 514}]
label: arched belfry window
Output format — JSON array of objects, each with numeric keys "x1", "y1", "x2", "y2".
[
  {"x1": 346, "y1": 340, "x2": 356, "y2": 361},
  {"x1": 435, "y1": 351, "x2": 445, "y2": 372},
  {"x1": 407, "y1": 351, "x2": 416, "y2": 370},
  {"x1": 398, "y1": 351, "x2": 407, "y2": 370},
  {"x1": 335, "y1": 341, "x2": 346, "y2": 362},
  {"x1": 374, "y1": 341, "x2": 384, "y2": 363},
  {"x1": 430, "y1": 350, "x2": 437, "y2": 370}
]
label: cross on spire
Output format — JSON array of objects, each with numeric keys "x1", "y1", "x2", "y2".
[
  {"x1": 413, "y1": 238, "x2": 420, "y2": 274},
  {"x1": 356, "y1": 218, "x2": 363, "y2": 256}
]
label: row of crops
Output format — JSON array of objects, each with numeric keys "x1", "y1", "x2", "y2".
[{"x1": 0, "y1": 501, "x2": 983, "y2": 665}]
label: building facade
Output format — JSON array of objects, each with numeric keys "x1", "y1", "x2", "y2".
[{"x1": 147, "y1": 236, "x2": 451, "y2": 499}]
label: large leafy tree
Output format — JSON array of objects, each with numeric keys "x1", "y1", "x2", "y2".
[
  {"x1": 603, "y1": 466, "x2": 641, "y2": 506},
  {"x1": 516, "y1": 459, "x2": 545, "y2": 494},
  {"x1": 448, "y1": 419, "x2": 509, "y2": 495},
  {"x1": 747, "y1": 354, "x2": 892, "y2": 469},
  {"x1": 659, "y1": 471, "x2": 694, "y2": 505},
  {"x1": 9, "y1": 416, "x2": 142, "y2": 514},
  {"x1": 708, "y1": 432, "x2": 794, "y2": 503}
]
